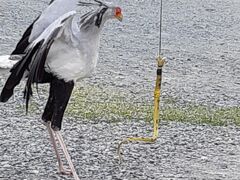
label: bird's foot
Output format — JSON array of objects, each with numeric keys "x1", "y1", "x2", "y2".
[{"x1": 59, "y1": 167, "x2": 73, "y2": 176}]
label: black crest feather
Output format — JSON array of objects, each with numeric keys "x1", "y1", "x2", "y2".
[{"x1": 78, "y1": 0, "x2": 108, "y2": 7}]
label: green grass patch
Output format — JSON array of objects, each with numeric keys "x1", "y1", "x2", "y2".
[
  {"x1": 66, "y1": 85, "x2": 240, "y2": 126},
  {"x1": 162, "y1": 106, "x2": 240, "y2": 126},
  {"x1": 67, "y1": 86, "x2": 153, "y2": 122},
  {"x1": 16, "y1": 85, "x2": 240, "y2": 126}
]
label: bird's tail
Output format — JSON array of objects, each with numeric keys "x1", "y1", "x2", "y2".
[
  {"x1": 0, "y1": 17, "x2": 38, "y2": 103},
  {"x1": 0, "y1": 59, "x2": 26, "y2": 103},
  {"x1": 0, "y1": 43, "x2": 41, "y2": 103}
]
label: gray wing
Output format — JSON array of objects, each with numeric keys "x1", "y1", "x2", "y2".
[
  {"x1": 24, "y1": 11, "x2": 76, "y2": 111},
  {"x1": 29, "y1": 0, "x2": 79, "y2": 42},
  {"x1": 0, "y1": 11, "x2": 76, "y2": 110}
]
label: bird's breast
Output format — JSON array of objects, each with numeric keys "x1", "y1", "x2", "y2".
[{"x1": 45, "y1": 39, "x2": 99, "y2": 82}]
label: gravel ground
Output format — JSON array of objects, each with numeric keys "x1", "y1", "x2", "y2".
[{"x1": 0, "y1": 0, "x2": 240, "y2": 179}]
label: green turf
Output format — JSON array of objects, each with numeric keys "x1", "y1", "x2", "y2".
[
  {"x1": 161, "y1": 105, "x2": 240, "y2": 126},
  {"x1": 66, "y1": 86, "x2": 240, "y2": 126},
  {"x1": 17, "y1": 85, "x2": 240, "y2": 126}
]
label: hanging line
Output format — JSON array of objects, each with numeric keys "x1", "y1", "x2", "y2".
[{"x1": 158, "y1": 0, "x2": 163, "y2": 55}]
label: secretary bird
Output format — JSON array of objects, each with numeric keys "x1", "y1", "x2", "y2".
[{"x1": 0, "y1": 0, "x2": 123, "y2": 179}]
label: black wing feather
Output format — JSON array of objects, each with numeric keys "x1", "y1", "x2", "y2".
[
  {"x1": 11, "y1": 17, "x2": 39, "y2": 55},
  {"x1": 23, "y1": 27, "x2": 61, "y2": 113},
  {"x1": 0, "y1": 42, "x2": 42, "y2": 103},
  {"x1": 10, "y1": 0, "x2": 57, "y2": 55},
  {"x1": 0, "y1": 28, "x2": 60, "y2": 109},
  {"x1": 1, "y1": 11, "x2": 72, "y2": 113},
  {"x1": 49, "y1": 0, "x2": 55, "y2": 4},
  {"x1": 11, "y1": 0, "x2": 55, "y2": 55}
]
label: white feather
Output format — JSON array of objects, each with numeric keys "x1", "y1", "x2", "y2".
[
  {"x1": 44, "y1": 14, "x2": 101, "y2": 82},
  {"x1": 0, "y1": 55, "x2": 17, "y2": 69},
  {"x1": 45, "y1": 32, "x2": 100, "y2": 82}
]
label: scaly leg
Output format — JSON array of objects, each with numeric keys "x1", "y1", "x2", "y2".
[
  {"x1": 55, "y1": 131, "x2": 80, "y2": 180},
  {"x1": 46, "y1": 122, "x2": 72, "y2": 175}
]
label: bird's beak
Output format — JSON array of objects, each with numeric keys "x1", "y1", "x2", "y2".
[{"x1": 115, "y1": 13, "x2": 123, "y2": 22}]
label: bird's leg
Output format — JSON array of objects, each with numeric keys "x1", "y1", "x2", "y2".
[
  {"x1": 43, "y1": 81, "x2": 67, "y2": 173},
  {"x1": 43, "y1": 81, "x2": 69, "y2": 174},
  {"x1": 49, "y1": 78, "x2": 80, "y2": 179},
  {"x1": 43, "y1": 78, "x2": 77, "y2": 176},
  {"x1": 55, "y1": 131, "x2": 80, "y2": 180},
  {"x1": 42, "y1": 82, "x2": 55, "y2": 125},
  {"x1": 51, "y1": 78, "x2": 74, "y2": 131},
  {"x1": 46, "y1": 122, "x2": 72, "y2": 175}
]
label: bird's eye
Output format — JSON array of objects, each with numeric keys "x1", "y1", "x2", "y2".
[{"x1": 115, "y1": 7, "x2": 122, "y2": 16}]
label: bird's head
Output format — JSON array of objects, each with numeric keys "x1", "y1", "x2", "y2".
[
  {"x1": 102, "y1": 6, "x2": 123, "y2": 22},
  {"x1": 78, "y1": 0, "x2": 123, "y2": 29}
]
